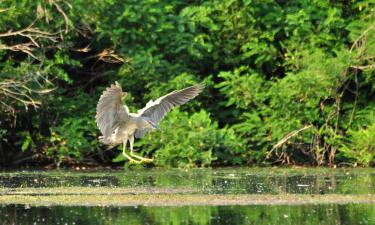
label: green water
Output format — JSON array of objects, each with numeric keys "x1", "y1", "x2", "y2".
[
  {"x1": 0, "y1": 204, "x2": 374, "y2": 225},
  {"x1": 0, "y1": 168, "x2": 374, "y2": 224},
  {"x1": 1, "y1": 167, "x2": 374, "y2": 194}
]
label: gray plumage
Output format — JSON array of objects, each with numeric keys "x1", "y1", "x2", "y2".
[{"x1": 95, "y1": 82, "x2": 204, "y2": 163}]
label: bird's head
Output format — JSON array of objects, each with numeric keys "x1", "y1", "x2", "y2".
[{"x1": 145, "y1": 119, "x2": 160, "y2": 130}]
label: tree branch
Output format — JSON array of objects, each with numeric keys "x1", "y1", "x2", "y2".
[
  {"x1": 268, "y1": 125, "x2": 314, "y2": 157},
  {"x1": 349, "y1": 23, "x2": 375, "y2": 53},
  {"x1": 0, "y1": 76, "x2": 55, "y2": 112},
  {"x1": 0, "y1": 20, "x2": 58, "y2": 60}
]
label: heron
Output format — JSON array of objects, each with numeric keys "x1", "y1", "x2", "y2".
[{"x1": 96, "y1": 82, "x2": 204, "y2": 164}]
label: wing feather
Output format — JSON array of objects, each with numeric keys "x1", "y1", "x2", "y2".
[
  {"x1": 135, "y1": 83, "x2": 204, "y2": 138},
  {"x1": 96, "y1": 82, "x2": 129, "y2": 138}
]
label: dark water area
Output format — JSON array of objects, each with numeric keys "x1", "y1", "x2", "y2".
[{"x1": 0, "y1": 203, "x2": 373, "y2": 225}]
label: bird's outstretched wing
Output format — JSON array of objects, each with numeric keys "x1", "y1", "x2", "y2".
[
  {"x1": 96, "y1": 82, "x2": 129, "y2": 138},
  {"x1": 135, "y1": 83, "x2": 204, "y2": 138}
]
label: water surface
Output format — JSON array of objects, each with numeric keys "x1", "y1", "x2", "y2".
[
  {"x1": 0, "y1": 167, "x2": 374, "y2": 225},
  {"x1": 0, "y1": 203, "x2": 373, "y2": 225},
  {"x1": 1, "y1": 167, "x2": 373, "y2": 195}
]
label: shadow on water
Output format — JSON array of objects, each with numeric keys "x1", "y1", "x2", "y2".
[
  {"x1": 0, "y1": 203, "x2": 374, "y2": 225},
  {"x1": 0, "y1": 168, "x2": 374, "y2": 195}
]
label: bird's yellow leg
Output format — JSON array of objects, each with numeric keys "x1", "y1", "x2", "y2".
[
  {"x1": 129, "y1": 135, "x2": 153, "y2": 163},
  {"x1": 122, "y1": 138, "x2": 142, "y2": 164}
]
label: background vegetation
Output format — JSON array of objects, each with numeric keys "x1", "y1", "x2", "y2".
[{"x1": 0, "y1": 0, "x2": 374, "y2": 168}]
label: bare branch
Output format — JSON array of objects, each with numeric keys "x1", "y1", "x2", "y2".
[
  {"x1": 50, "y1": 1, "x2": 70, "y2": 34},
  {"x1": 0, "y1": 2, "x2": 72, "y2": 114},
  {"x1": 349, "y1": 23, "x2": 375, "y2": 53},
  {"x1": 0, "y1": 20, "x2": 58, "y2": 42},
  {"x1": 0, "y1": 75, "x2": 55, "y2": 112},
  {"x1": 0, "y1": 19, "x2": 59, "y2": 60},
  {"x1": 350, "y1": 64, "x2": 375, "y2": 71},
  {"x1": 0, "y1": 43, "x2": 40, "y2": 60},
  {"x1": 95, "y1": 49, "x2": 125, "y2": 64},
  {"x1": 268, "y1": 125, "x2": 314, "y2": 158},
  {"x1": 83, "y1": 49, "x2": 127, "y2": 69}
]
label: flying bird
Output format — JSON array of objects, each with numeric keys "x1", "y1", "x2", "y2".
[{"x1": 96, "y1": 82, "x2": 204, "y2": 164}]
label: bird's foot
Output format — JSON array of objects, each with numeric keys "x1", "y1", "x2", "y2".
[
  {"x1": 128, "y1": 158, "x2": 153, "y2": 164},
  {"x1": 123, "y1": 150, "x2": 153, "y2": 164},
  {"x1": 123, "y1": 151, "x2": 143, "y2": 164},
  {"x1": 130, "y1": 153, "x2": 154, "y2": 163},
  {"x1": 128, "y1": 159, "x2": 143, "y2": 164},
  {"x1": 140, "y1": 157, "x2": 154, "y2": 163}
]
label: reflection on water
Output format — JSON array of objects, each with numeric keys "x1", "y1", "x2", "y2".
[
  {"x1": 0, "y1": 168, "x2": 374, "y2": 195},
  {"x1": 0, "y1": 203, "x2": 373, "y2": 225}
]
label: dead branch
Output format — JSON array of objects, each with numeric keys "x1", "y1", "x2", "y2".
[
  {"x1": 35, "y1": 0, "x2": 73, "y2": 34},
  {"x1": 50, "y1": 0, "x2": 71, "y2": 34},
  {"x1": 349, "y1": 23, "x2": 375, "y2": 53},
  {"x1": 0, "y1": 19, "x2": 58, "y2": 44},
  {"x1": 268, "y1": 125, "x2": 314, "y2": 158},
  {"x1": 0, "y1": 2, "x2": 72, "y2": 113},
  {"x1": 348, "y1": 23, "x2": 375, "y2": 71},
  {"x1": 0, "y1": 20, "x2": 59, "y2": 60},
  {"x1": 0, "y1": 76, "x2": 55, "y2": 112},
  {"x1": 0, "y1": 43, "x2": 39, "y2": 60},
  {"x1": 350, "y1": 64, "x2": 375, "y2": 71},
  {"x1": 82, "y1": 49, "x2": 127, "y2": 69},
  {"x1": 90, "y1": 49, "x2": 126, "y2": 64}
]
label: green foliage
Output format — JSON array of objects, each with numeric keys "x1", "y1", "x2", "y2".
[
  {"x1": 339, "y1": 123, "x2": 375, "y2": 166},
  {"x1": 48, "y1": 116, "x2": 98, "y2": 165},
  {"x1": 216, "y1": 67, "x2": 266, "y2": 109},
  {"x1": 47, "y1": 91, "x2": 99, "y2": 165},
  {"x1": 134, "y1": 109, "x2": 244, "y2": 168},
  {"x1": 0, "y1": 0, "x2": 374, "y2": 167}
]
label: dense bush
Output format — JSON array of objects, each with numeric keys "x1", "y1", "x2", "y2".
[
  {"x1": 0, "y1": 0, "x2": 374, "y2": 167},
  {"x1": 127, "y1": 109, "x2": 244, "y2": 168}
]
